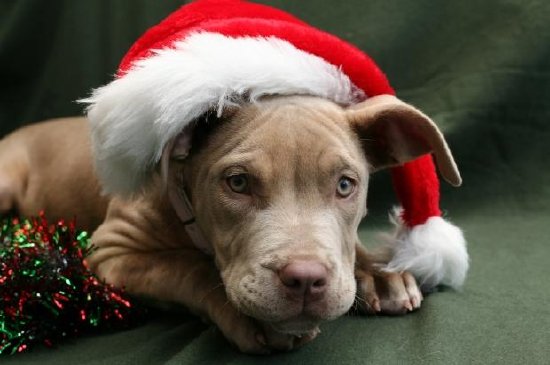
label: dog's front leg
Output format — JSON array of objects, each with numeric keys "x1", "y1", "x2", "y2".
[
  {"x1": 89, "y1": 245, "x2": 274, "y2": 353},
  {"x1": 354, "y1": 243, "x2": 423, "y2": 315}
]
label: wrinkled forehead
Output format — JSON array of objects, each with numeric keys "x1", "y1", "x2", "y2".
[{"x1": 210, "y1": 97, "x2": 367, "y2": 178}]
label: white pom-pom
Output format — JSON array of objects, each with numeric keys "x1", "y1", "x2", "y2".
[{"x1": 385, "y1": 211, "x2": 469, "y2": 290}]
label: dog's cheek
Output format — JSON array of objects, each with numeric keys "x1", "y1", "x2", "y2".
[
  {"x1": 195, "y1": 187, "x2": 250, "y2": 259},
  {"x1": 218, "y1": 212, "x2": 294, "y2": 319},
  {"x1": 336, "y1": 186, "x2": 366, "y2": 267},
  {"x1": 336, "y1": 271, "x2": 357, "y2": 316},
  {"x1": 219, "y1": 265, "x2": 238, "y2": 302},
  {"x1": 313, "y1": 212, "x2": 358, "y2": 315},
  {"x1": 339, "y1": 185, "x2": 368, "y2": 226},
  {"x1": 220, "y1": 260, "x2": 275, "y2": 319}
]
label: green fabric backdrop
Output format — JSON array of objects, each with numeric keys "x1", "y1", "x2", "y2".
[{"x1": 1, "y1": 0, "x2": 549, "y2": 363}]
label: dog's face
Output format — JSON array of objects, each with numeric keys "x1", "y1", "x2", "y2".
[
  {"x1": 168, "y1": 95, "x2": 459, "y2": 334},
  {"x1": 184, "y1": 96, "x2": 367, "y2": 334}
]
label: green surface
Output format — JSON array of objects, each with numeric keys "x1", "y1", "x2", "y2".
[{"x1": 1, "y1": 0, "x2": 550, "y2": 364}]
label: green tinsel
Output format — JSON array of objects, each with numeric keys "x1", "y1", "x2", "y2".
[{"x1": 0, "y1": 214, "x2": 144, "y2": 354}]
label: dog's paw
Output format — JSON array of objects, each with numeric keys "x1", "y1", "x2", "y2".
[{"x1": 355, "y1": 268, "x2": 422, "y2": 315}]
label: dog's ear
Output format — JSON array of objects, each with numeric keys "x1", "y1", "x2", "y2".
[
  {"x1": 160, "y1": 127, "x2": 193, "y2": 188},
  {"x1": 160, "y1": 106, "x2": 240, "y2": 182},
  {"x1": 346, "y1": 95, "x2": 461, "y2": 186}
]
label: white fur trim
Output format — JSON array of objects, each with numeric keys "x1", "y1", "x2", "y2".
[
  {"x1": 385, "y1": 213, "x2": 469, "y2": 290},
  {"x1": 80, "y1": 32, "x2": 364, "y2": 195}
]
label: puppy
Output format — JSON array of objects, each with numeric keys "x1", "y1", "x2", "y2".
[{"x1": 0, "y1": 94, "x2": 459, "y2": 352}]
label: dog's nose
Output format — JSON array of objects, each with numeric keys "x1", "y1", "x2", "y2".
[{"x1": 279, "y1": 260, "x2": 328, "y2": 301}]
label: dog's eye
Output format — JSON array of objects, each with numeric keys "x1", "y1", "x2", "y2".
[
  {"x1": 227, "y1": 174, "x2": 249, "y2": 194},
  {"x1": 336, "y1": 177, "x2": 355, "y2": 198}
]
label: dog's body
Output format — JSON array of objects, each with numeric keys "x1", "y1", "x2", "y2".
[
  {"x1": 0, "y1": 119, "x2": 108, "y2": 230},
  {"x1": 0, "y1": 95, "x2": 461, "y2": 353}
]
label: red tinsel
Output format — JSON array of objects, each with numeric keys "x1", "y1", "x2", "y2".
[{"x1": 0, "y1": 213, "x2": 145, "y2": 354}]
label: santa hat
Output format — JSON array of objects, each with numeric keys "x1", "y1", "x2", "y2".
[{"x1": 81, "y1": 0, "x2": 468, "y2": 290}]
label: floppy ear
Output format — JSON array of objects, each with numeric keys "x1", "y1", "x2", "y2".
[
  {"x1": 159, "y1": 106, "x2": 240, "y2": 184},
  {"x1": 158, "y1": 108, "x2": 240, "y2": 255},
  {"x1": 160, "y1": 127, "x2": 193, "y2": 187},
  {"x1": 346, "y1": 95, "x2": 462, "y2": 186}
]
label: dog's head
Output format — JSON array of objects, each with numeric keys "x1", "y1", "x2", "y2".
[{"x1": 165, "y1": 94, "x2": 459, "y2": 335}]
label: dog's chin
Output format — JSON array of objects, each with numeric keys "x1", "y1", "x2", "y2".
[
  {"x1": 268, "y1": 315, "x2": 322, "y2": 336},
  {"x1": 232, "y1": 297, "x2": 331, "y2": 334}
]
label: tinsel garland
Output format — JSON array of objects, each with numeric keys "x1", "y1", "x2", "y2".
[{"x1": 0, "y1": 214, "x2": 144, "y2": 354}]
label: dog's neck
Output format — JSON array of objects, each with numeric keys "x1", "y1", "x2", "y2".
[{"x1": 161, "y1": 134, "x2": 213, "y2": 255}]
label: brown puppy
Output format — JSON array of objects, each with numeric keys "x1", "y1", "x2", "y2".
[{"x1": 0, "y1": 94, "x2": 458, "y2": 353}]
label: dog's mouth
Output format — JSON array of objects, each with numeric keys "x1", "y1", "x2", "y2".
[
  {"x1": 223, "y1": 264, "x2": 357, "y2": 329},
  {"x1": 228, "y1": 287, "x2": 337, "y2": 329}
]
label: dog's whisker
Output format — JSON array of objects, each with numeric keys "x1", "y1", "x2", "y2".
[
  {"x1": 354, "y1": 294, "x2": 367, "y2": 305},
  {"x1": 198, "y1": 282, "x2": 225, "y2": 304},
  {"x1": 221, "y1": 300, "x2": 234, "y2": 312}
]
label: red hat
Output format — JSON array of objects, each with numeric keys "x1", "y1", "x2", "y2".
[{"x1": 82, "y1": 0, "x2": 468, "y2": 289}]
